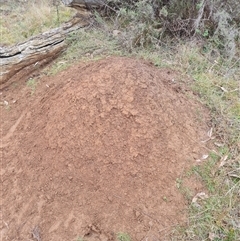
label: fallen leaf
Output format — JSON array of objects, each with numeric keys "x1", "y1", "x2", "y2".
[
  {"x1": 214, "y1": 142, "x2": 224, "y2": 147},
  {"x1": 219, "y1": 155, "x2": 228, "y2": 168},
  {"x1": 207, "y1": 128, "x2": 213, "y2": 138},
  {"x1": 202, "y1": 154, "x2": 209, "y2": 160},
  {"x1": 192, "y1": 192, "x2": 209, "y2": 203},
  {"x1": 196, "y1": 154, "x2": 209, "y2": 163},
  {"x1": 201, "y1": 128, "x2": 215, "y2": 142},
  {"x1": 220, "y1": 86, "x2": 228, "y2": 93}
]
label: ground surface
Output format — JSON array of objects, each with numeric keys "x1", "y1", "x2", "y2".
[{"x1": 1, "y1": 57, "x2": 209, "y2": 241}]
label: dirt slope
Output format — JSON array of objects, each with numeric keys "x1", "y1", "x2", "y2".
[{"x1": 1, "y1": 57, "x2": 209, "y2": 241}]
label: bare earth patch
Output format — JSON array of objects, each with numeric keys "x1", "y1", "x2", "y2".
[{"x1": 1, "y1": 57, "x2": 210, "y2": 241}]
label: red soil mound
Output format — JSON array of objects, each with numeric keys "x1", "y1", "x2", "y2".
[{"x1": 1, "y1": 57, "x2": 208, "y2": 241}]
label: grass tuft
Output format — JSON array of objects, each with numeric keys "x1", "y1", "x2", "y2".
[
  {"x1": 117, "y1": 232, "x2": 132, "y2": 241},
  {"x1": 26, "y1": 78, "x2": 37, "y2": 95},
  {"x1": 47, "y1": 28, "x2": 122, "y2": 75}
]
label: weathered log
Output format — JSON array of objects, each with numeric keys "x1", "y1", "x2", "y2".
[
  {"x1": 61, "y1": 0, "x2": 105, "y2": 9},
  {"x1": 0, "y1": 17, "x2": 88, "y2": 85}
]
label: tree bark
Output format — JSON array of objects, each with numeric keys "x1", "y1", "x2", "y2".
[{"x1": 0, "y1": 18, "x2": 88, "y2": 85}]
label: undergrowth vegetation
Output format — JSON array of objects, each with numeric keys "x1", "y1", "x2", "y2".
[
  {"x1": 102, "y1": 0, "x2": 239, "y2": 61},
  {"x1": 1, "y1": 0, "x2": 239, "y2": 240}
]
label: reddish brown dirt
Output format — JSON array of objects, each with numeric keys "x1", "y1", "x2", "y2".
[{"x1": 1, "y1": 57, "x2": 209, "y2": 241}]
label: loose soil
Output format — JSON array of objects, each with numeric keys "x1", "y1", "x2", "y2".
[{"x1": 1, "y1": 57, "x2": 209, "y2": 241}]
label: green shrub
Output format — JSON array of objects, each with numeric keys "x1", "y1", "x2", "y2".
[{"x1": 102, "y1": 0, "x2": 239, "y2": 61}]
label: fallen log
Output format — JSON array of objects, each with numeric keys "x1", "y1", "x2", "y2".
[
  {"x1": 61, "y1": 0, "x2": 105, "y2": 10},
  {"x1": 61, "y1": 0, "x2": 106, "y2": 18},
  {"x1": 0, "y1": 17, "x2": 88, "y2": 85}
]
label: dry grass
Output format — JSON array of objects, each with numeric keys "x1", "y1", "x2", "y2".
[
  {"x1": 159, "y1": 44, "x2": 239, "y2": 241},
  {"x1": 0, "y1": 0, "x2": 74, "y2": 45}
]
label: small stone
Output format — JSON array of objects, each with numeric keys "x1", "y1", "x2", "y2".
[{"x1": 135, "y1": 211, "x2": 140, "y2": 218}]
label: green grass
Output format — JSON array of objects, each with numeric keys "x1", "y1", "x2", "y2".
[
  {"x1": 47, "y1": 28, "x2": 122, "y2": 75},
  {"x1": 76, "y1": 237, "x2": 85, "y2": 241},
  {"x1": 26, "y1": 78, "x2": 37, "y2": 95},
  {"x1": 172, "y1": 155, "x2": 239, "y2": 241},
  {"x1": 124, "y1": 36, "x2": 239, "y2": 241},
  {"x1": 117, "y1": 232, "x2": 132, "y2": 241},
  {"x1": 159, "y1": 45, "x2": 239, "y2": 241}
]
